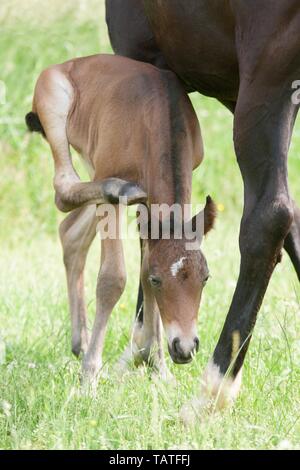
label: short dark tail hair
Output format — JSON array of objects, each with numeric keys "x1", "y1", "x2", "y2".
[{"x1": 25, "y1": 112, "x2": 46, "y2": 137}]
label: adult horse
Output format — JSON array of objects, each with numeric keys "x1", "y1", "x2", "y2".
[{"x1": 106, "y1": 0, "x2": 300, "y2": 411}]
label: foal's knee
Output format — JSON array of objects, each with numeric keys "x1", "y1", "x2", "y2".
[
  {"x1": 112, "y1": 269, "x2": 127, "y2": 298},
  {"x1": 59, "y1": 220, "x2": 82, "y2": 271},
  {"x1": 59, "y1": 227, "x2": 74, "y2": 270},
  {"x1": 55, "y1": 193, "x2": 74, "y2": 213},
  {"x1": 97, "y1": 263, "x2": 127, "y2": 304}
]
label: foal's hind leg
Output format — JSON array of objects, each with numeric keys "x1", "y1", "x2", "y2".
[
  {"x1": 34, "y1": 69, "x2": 147, "y2": 213},
  {"x1": 59, "y1": 205, "x2": 98, "y2": 356},
  {"x1": 34, "y1": 68, "x2": 81, "y2": 197},
  {"x1": 284, "y1": 201, "x2": 300, "y2": 281}
]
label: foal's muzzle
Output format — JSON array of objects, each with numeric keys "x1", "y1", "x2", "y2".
[{"x1": 168, "y1": 337, "x2": 199, "y2": 364}]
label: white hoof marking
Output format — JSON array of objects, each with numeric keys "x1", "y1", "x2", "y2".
[{"x1": 180, "y1": 360, "x2": 243, "y2": 425}]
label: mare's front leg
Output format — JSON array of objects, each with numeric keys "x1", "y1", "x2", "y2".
[
  {"x1": 82, "y1": 206, "x2": 126, "y2": 386},
  {"x1": 183, "y1": 76, "x2": 298, "y2": 420},
  {"x1": 284, "y1": 201, "x2": 300, "y2": 281}
]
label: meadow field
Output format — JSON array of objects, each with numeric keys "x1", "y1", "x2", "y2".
[{"x1": 0, "y1": 0, "x2": 300, "y2": 450}]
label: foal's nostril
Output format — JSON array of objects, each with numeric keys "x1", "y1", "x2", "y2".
[
  {"x1": 172, "y1": 337, "x2": 182, "y2": 356},
  {"x1": 170, "y1": 337, "x2": 199, "y2": 363}
]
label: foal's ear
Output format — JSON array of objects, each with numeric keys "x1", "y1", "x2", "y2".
[
  {"x1": 203, "y1": 195, "x2": 217, "y2": 235},
  {"x1": 191, "y1": 196, "x2": 217, "y2": 236}
]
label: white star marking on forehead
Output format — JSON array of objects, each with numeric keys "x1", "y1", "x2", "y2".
[{"x1": 170, "y1": 257, "x2": 186, "y2": 277}]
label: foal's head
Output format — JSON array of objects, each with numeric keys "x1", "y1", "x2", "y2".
[{"x1": 142, "y1": 197, "x2": 217, "y2": 364}]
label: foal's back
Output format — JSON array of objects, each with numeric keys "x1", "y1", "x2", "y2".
[{"x1": 63, "y1": 54, "x2": 201, "y2": 182}]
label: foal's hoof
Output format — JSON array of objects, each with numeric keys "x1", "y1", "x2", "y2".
[
  {"x1": 80, "y1": 374, "x2": 98, "y2": 397},
  {"x1": 152, "y1": 366, "x2": 176, "y2": 385},
  {"x1": 101, "y1": 178, "x2": 147, "y2": 206},
  {"x1": 81, "y1": 367, "x2": 108, "y2": 385},
  {"x1": 80, "y1": 360, "x2": 108, "y2": 394},
  {"x1": 72, "y1": 343, "x2": 82, "y2": 358},
  {"x1": 72, "y1": 334, "x2": 89, "y2": 358},
  {"x1": 114, "y1": 343, "x2": 140, "y2": 376},
  {"x1": 180, "y1": 397, "x2": 212, "y2": 426}
]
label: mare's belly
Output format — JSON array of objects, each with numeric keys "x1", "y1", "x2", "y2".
[{"x1": 144, "y1": 0, "x2": 239, "y2": 101}]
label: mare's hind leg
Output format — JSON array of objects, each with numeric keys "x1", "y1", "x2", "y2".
[
  {"x1": 284, "y1": 201, "x2": 300, "y2": 281},
  {"x1": 59, "y1": 205, "x2": 98, "y2": 356}
]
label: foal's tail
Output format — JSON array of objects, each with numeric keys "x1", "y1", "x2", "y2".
[{"x1": 25, "y1": 111, "x2": 46, "y2": 137}]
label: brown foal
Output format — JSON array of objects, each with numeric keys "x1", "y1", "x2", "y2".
[{"x1": 26, "y1": 54, "x2": 216, "y2": 385}]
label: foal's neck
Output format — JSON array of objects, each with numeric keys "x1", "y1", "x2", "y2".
[
  {"x1": 141, "y1": 69, "x2": 194, "y2": 215},
  {"x1": 144, "y1": 128, "x2": 193, "y2": 217}
]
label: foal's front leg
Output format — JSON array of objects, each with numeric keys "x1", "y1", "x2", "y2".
[
  {"x1": 118, "y1": 293, "x2": 171, "y2": 381},
  {"x1": 82, "y1": 207, "x2": 126, "y2": 386},
  {"x1": 118, "y1": 246, "x2": 172, "y2": 381}
]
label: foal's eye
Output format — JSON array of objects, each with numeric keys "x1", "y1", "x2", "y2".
[
  {"x1": 149, "y1": 275, "x2": 162, "y2": 288},
  {"x1": 203, "y1": 274, "x2": 210, "y2": 286}
]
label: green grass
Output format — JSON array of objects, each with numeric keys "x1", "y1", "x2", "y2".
[{"x1": 0, "y1": 0, "x2": 300, "y2": 450}]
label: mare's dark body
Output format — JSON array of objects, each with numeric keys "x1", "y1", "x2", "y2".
[{"x1": 106, "y1": 0, "x2": 300, "y2": 379}]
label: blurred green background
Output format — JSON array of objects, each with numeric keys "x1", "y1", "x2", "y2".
[{"x1": 0, "y1": 0, "x2": 299, "y2": 450}]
